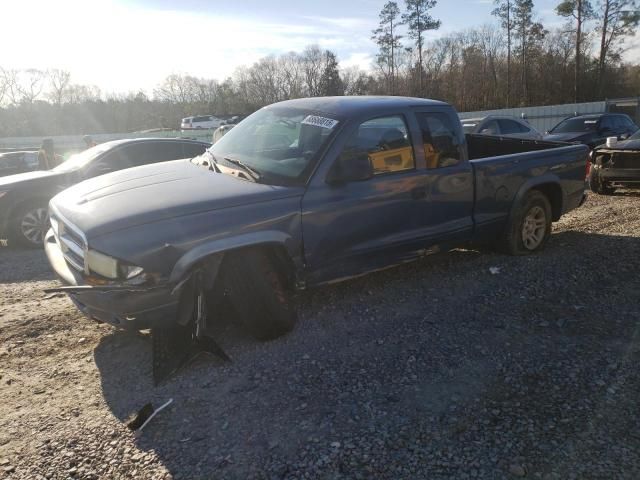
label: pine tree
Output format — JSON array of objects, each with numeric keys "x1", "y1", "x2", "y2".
[
  {"x1": 372, "y1": 1, "x2": 404, "y2": 94},
  {"x1": 401, "y1": 0, "x2": 441, "y2": 95},
  {"x1": 492, "y1": 0, "x2": 515, "y2": 106}
]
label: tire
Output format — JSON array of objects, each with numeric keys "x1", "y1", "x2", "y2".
[
  {"x1": 588, "y1": 167, "x2": 615, "y2": 195},
  {"x1": 499, "y1": 190, "x2": 552, "y2": 256},
  {"x1": 221, "y1": 249, "x2": 297, "y2": 340},
  {"x1": 9, "y1": 202, "x2": 49, "y2": 248}
]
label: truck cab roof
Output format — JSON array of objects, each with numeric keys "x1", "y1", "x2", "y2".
[{"x1": 268, "y1": 96, "x2": 449, "y2": 118}]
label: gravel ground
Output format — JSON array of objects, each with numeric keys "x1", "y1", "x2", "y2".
[{"x1": 1, "y1": 191, "x2": 639, "y2": 480}]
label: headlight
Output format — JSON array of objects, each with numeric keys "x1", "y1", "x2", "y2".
[
  {"x1": 86, "y1": 249, "x2": 119, "y2": 279},
  {"x1": 86, "y1": 249, "x2": 143, "y2": 280}
]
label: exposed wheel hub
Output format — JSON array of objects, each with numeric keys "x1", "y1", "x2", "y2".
[{"x1": 522, "y1": 206, "x2": 546, "y2": 250}]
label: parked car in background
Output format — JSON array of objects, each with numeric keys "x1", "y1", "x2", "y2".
[
  {"x1": 181, "y1": 115, "x2": 223, "y2": 130},
  {"x1": 543, "y1": 113, "x2": 639, "y2": 149},
  {"x1": 0, "y1": 138, "x2": 209, "y2": 247},
  {"x1": 588, "y1": 129, "x2": 640, "y2": 194},
  {"x1": 44, "y1": 96, "x2": 587, "y2": 353},
  {"x1": 461, "y1": 115, "x2": 542, "y2": 140},
  {"x1": 0, "y1": 151, "x2": 40, "y2": 177}
]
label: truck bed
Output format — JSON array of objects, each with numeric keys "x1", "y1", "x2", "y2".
[
  {"x1": 466, "y1": 134, "x2": 589, "y2": 242},
  {"x1": 466, "y1": 134, "x2": 568, "y2": 160}
]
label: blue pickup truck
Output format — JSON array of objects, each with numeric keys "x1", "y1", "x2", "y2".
[{"x1": 45, "y1": 96, "x2": 588, "y2": 349}]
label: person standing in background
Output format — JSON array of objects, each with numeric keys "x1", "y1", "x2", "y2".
[
  {"x1": 83, "y1": 135, "x2": 97, "y2": 149},
  {"x1": 37, "y1": 138, "x2": 61, "y2": 169}
]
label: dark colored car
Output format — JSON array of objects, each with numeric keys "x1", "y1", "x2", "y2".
[
  {"x1": 0, "y1": 138, "x2": 209, "y2": 247},
  {"x1": 588, "y1": 129, "x2": 640, "y2": 194},
  {"x1": 44, "y1": 96, "x2": 588, "y2": 363},
  {"x1": 543, "y1": 113, "x2": 639, "y2": 149},
  {"x1": 0, "y1": 151, "x2": 40, "y2": 177}
]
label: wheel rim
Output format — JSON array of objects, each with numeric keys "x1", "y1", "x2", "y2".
[
  {"x1": 20, "y1": 207, "x2": 48, "y2": 245},
  {"x1": 521, "y1": 205, "x2": 546, "y2": 250}
]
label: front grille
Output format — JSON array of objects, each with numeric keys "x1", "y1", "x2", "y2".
[
  {"x1": 611, "y1": 152, "x2": 640, "y2": 169},
  {"x1": 50, "y1": 213, "x2": 87, "y2": 273}
]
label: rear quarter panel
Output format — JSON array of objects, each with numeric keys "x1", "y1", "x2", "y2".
[{"x1": 470, "y1": 144, "x2": 588, "y2": 241}]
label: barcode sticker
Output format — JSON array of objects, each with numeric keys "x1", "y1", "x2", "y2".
[{"x1": 302, "y1": 115, "x2": 339, "y2": 129}]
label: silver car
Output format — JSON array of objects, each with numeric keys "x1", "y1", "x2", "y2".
[{"x1": 461, "y1": 115, "x2": 542, "y2": 140}]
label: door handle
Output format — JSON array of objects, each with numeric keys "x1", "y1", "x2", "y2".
[{"x1": 411, "y1": 186, "x2": 427, "y2": 200}]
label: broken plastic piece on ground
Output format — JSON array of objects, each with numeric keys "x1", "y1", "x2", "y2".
[
  {"x1": 127, "y1": 398, "x2": 174, "y2": 434},
  {"x1": 151, "y1": 327, "x2": 230, "y2": 385}
]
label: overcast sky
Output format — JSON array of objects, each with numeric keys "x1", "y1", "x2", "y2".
[{"x1": 1, "y1": 0, "x2": 637, "y2": 95}]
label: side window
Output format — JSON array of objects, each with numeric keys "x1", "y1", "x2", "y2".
[
  {"x1": 498, "y1": 119, "x2": 521, "y2": 134},
  {"x1": 479, "y1": 119, "x2": 500, "y2": 135},
  {"x1": 600, "y1": 117, "x2": 615, "y2": 131},
  {"x1": 133, "y1": 142, "x2": 184, "y2": 164},
  {"x1": 182, "y1": 142, "x2": 208, "y2": 158},
  {"x1": 338, "y1": 115, "x2": 415, "y2": 175},
  {"x1": 101, "y1": 148, "x2": 131, "y2": 170},
  {"x1": 416, "y1": 112, "x2": 462, "y2": 169}
]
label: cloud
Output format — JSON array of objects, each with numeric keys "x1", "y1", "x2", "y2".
[{"x1": 0, "y1": 0, "x2": 377, "y2": 93}]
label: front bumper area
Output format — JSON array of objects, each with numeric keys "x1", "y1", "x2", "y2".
[
  {"x1": 599, "y1": 168, "x2": 640, "y2": 185},
  {"x1": 44, "y1": 229, "x2": 179, "y2": 330}
]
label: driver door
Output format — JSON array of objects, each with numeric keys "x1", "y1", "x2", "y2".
[{"x1": 301, "y1": 113, "x2": 432, "y2": 284}]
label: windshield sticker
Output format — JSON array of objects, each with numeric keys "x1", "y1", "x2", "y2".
[
  {"x1": 584, "y1": 120, "x2": 598, "y2": 124},
  {"x1": 302, "y1": 115, "x2": 339, "y2": 129}
]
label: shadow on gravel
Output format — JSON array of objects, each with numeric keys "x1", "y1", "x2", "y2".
[
  {"x1": 92, "y1": 230, "x2": 640, "y2": 478},
  {"x1": 0, "y1": 246, "x2": 55, "y2": 283}
]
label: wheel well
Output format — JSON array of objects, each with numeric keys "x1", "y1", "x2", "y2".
[
  {"x1": 193, "y1": 243, "x2": 297, "y2": 291},
  {"x1": 531, "y1": 183, "x2": 562, "y2": 221},
  {"x1": 253, "y1": 244, "x2": 297, "y2": 289}
]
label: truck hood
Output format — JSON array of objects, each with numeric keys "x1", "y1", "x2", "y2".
[{"x1": 51, "y1": 159, "x2": 303, "y2": 238}]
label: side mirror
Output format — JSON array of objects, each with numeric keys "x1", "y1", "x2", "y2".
[{"x1": 327, "y1": 153, "x2": 374, "y2": 185}]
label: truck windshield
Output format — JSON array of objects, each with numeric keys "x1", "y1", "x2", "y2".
[
  {"x1": 551, "y1": 117, "x2": 599, "y2": 133},
  {"x1": 208, "y1": 106, "x2": 340, "y2": 185}
]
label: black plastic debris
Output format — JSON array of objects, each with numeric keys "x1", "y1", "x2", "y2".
[{"x1": 127, "y1": 398, "x2": 174, "y2": 433}]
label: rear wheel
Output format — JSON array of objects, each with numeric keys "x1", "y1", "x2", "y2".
[
  {"x1": 222, "y1": 249, "x2": 297, "y2": 340},
  {"x1": 588, "y1": 167, "x2": 615, "y2": 195},
  {"x1": 9, "y1": 202, "x2": 49, "y2": 248},
  {"x1": 499, "y1": 190, "x2": 552, "y2": 255}
]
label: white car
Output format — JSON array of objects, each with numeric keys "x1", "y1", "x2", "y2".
[
  {"x1": 461, "y1": 115, "x2": 542, "y2": 140},
  {"x1": 181, "y1": 115, "x2": 223, "y2": 130}
]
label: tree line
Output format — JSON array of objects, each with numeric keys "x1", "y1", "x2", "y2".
[{"x1": 0, "y1": 0, "x2": 638, "y2": 137}]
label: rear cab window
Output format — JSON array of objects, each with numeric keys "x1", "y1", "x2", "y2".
[{"x1": 416, "y1": 112, "x2": 463, "y2": 169}]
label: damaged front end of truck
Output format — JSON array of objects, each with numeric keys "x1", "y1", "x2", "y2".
[{"x1": 44, "y1": 213, "x2": 234, "y2": 384}]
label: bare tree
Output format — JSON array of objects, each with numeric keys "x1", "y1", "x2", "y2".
[
  {"x1": 596, "y1": 0, "x2": 640, "y2": 94},
  {"x1": 48, "y1": 69, "x2": 72, "y2": 105}
]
